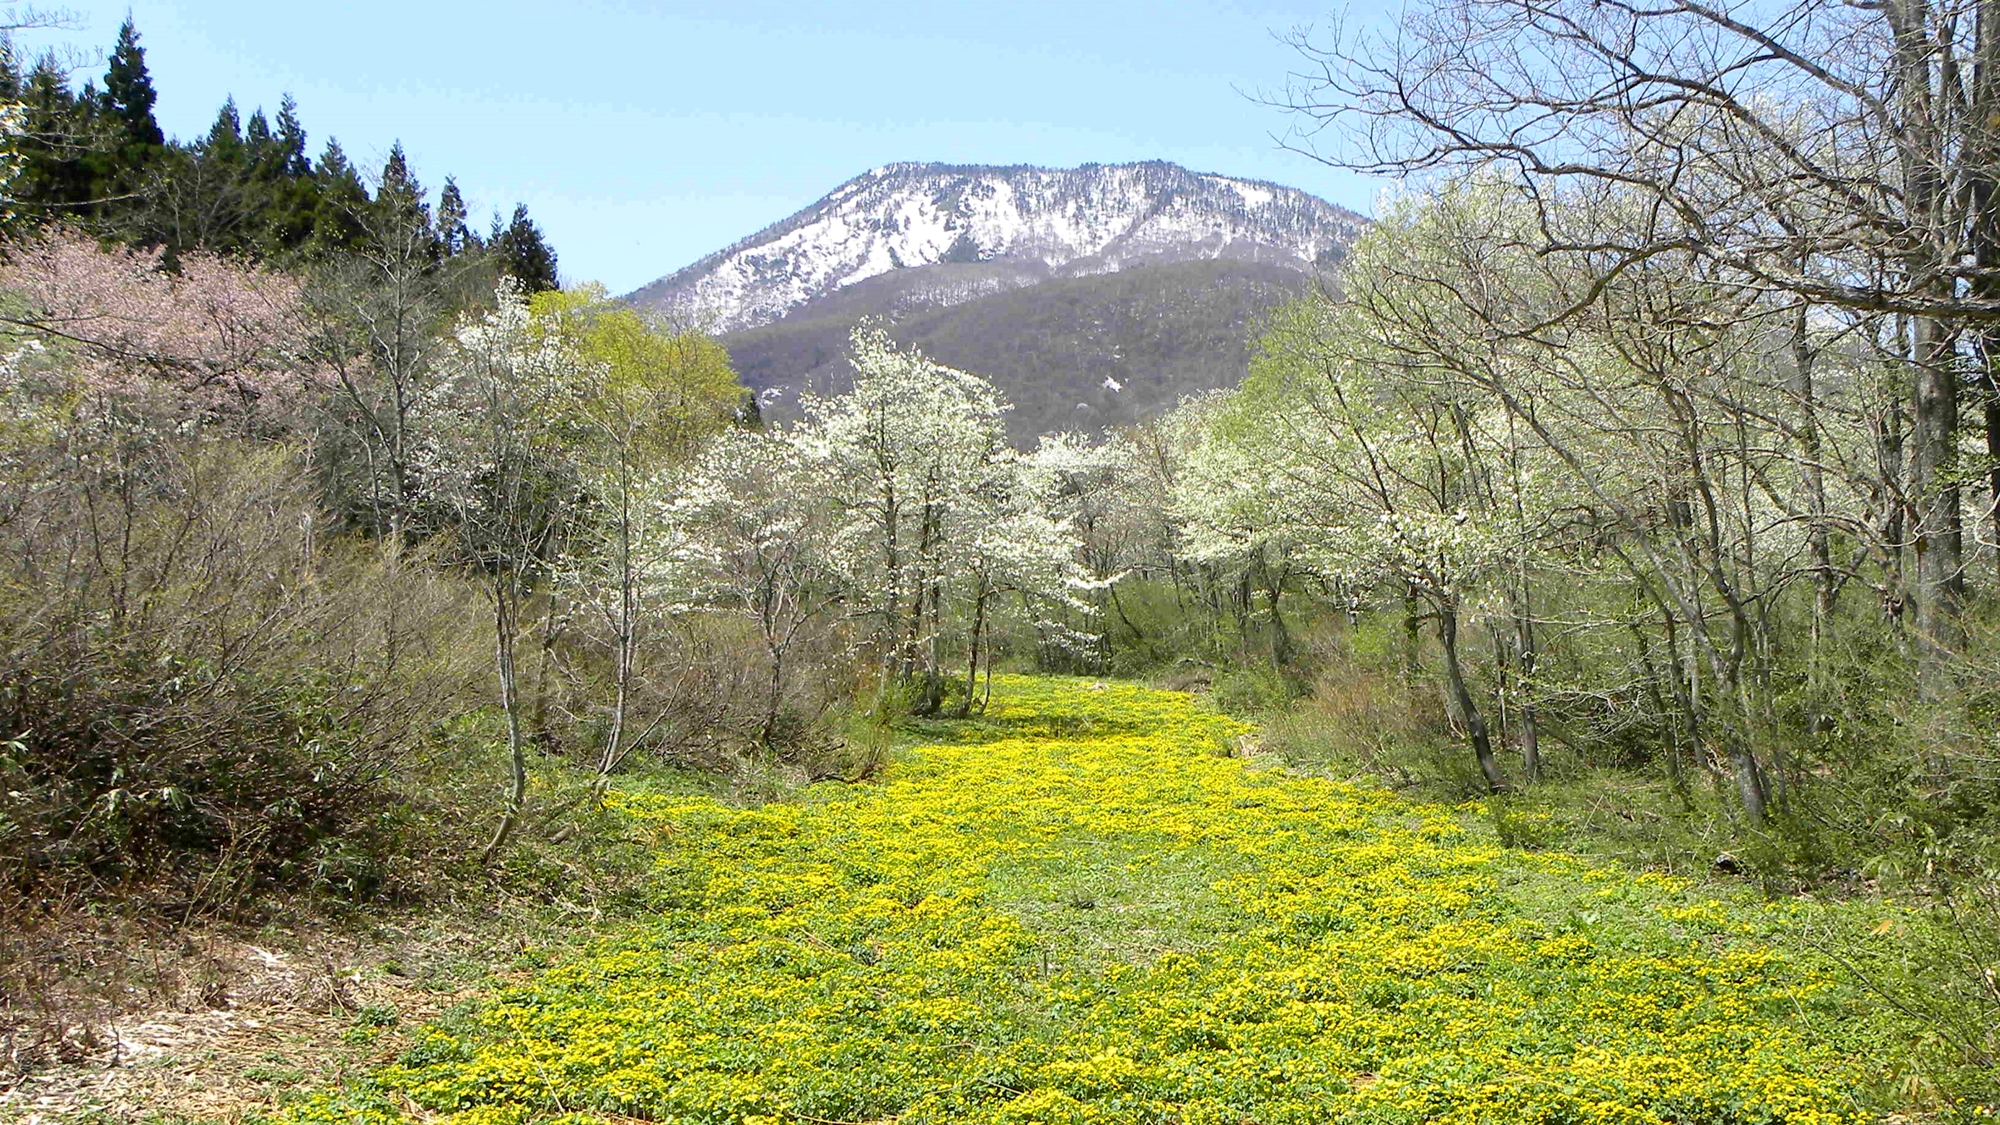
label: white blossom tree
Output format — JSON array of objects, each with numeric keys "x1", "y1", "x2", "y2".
[
  {"x1": 658, "y1": 326, "x2": 1099, "y2": 718},
  {"x1": 649, "y1": 426, "x2": 839, "y2": 746},
  {"x1": 805, "y1": 326, "x2": 1065, "y2": 712},
  {"x1": 423, "y1": 285, "x2": 590, "y2": 861}
]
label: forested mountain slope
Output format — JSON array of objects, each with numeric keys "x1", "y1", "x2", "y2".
[{"x1": 724, "y1": 258, "x2": 1316, "y2": 442}]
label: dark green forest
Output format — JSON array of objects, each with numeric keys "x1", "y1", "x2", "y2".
[{"x1": 3, "y1": 18, "x2": 557, "y2": 283}]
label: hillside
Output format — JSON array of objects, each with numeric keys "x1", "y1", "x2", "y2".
[
  {"x1": 623, "y1": 161, "x2": 1362, "y2": 439},
  {"x1": 725, "y1": 258, "x2": 1317, "y2": 443}
]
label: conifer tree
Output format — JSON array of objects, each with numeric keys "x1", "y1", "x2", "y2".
[
  {"x1": 252, "y1": 96, "x2": 316, "y2": 252},
  {"x1": 103, "y1": 18, "x2": 164, "y2": 149},
  {"x1": 372, "y1": 142, "x2": 439, "y2": 263},
  {"x1": 310, "y1": 137, "x2": 370, "y2": 251},
  {"x1": 0, "y1": 38, "x2": 21, "y2": 101},
  {"x1": 0, "y1": 21, "x2": 557, "y2": 273},
  {"x1": 204, "y1": 98, "x2": 245, "y2": 166},
  {"x1": 377, "y1": 143, "x2": 426, "y2": 221},
  {"x1": 19, "y1": 52, "x2": 94, "y2": 208},
  {"x1": 493, "y1": 203, "x2": 558, "y2": 292},
  {"x1": 436, "y1": 176, "x2": 473, "y2": 255},
  {"x1": 274, "y1": 96, "x2": 309, "y2": 178}
]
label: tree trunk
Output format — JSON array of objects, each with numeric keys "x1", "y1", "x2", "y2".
[
  {"x1": 1437, "y1": 599, "x2": 1506, "y2": 794},
  {"x1": 1792, "y1": 301, "x2": 1835, "y2": 661},
  {"x1": 1511, "y1": 593, "x2": 1542, "y2": 783},
  {"x1": 1910, "y1": 314, "x2": 1965, "y2": 666},
  {"x1": 956, "y1": 583, "x2": 987, "y2": 719},
  {"x1": 598, "y1": 476, "x2": 636, "y2": 778},
  {"x1": 1632, "y1": 622, "x2": 1693, "y2": 810},
  {"x1": 530, "y1": 594, "x2": 564, "y2": 752},
  {"x1": 1987, "y1": 376, "x2": 2000, "y2": 581},
  {"x1": 1263, "y1": 553, "x2": 1292, "y2": 672},
  {"x1": 1880, "y1": 370, "x2": 1909, "y2": 624},
  {"x1": 1970, "y1": 0, "x2": 2000, "y2": 584},
  {"x1": 876, "y1": 470, "x2": 901, "y2": 700},
  {"x1": 1401, "y1": 586, "x2": 1422, "y2": 680},
  {"x1": 761, "y1": 641, "x2": 786, "y2": 748},
  {"x1": 480, "y1": 576, "x2": 529, "y2": 865},
  {"x1": 1896, "y1": 0, "x2": 1965, "y2": 666}
]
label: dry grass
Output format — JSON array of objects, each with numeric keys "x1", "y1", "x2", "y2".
[{"x1": 1, "y1": 908, "x2": 549, "y2": 1125}]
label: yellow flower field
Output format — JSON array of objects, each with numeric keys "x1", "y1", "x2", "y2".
[{"x1": 292, "y1": 677, "x2": 1875, "y2": 1125}]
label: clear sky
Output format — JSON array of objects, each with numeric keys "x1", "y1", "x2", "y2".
[{"x1": 19, "y1": 1, "x2": 1382, "y2": 294}]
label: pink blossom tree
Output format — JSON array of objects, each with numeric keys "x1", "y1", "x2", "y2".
[{"x1": 0, "y1": 227, "x2": 321, "y2": 419}]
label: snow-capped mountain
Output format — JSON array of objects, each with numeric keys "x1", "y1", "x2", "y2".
[{"x1": 626, "y1": 161, "x2": 1364, "y2": 333}]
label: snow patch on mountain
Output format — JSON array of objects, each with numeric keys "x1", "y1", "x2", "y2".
[{"x1": 626, "y1": 160, "x2": 1364, "y2": 333}]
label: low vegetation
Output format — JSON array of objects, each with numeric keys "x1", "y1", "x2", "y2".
[{"x1": 287, "y1": 678, "x2": 1927, "y2": 1125}]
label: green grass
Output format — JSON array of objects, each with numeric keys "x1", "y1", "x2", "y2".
[{"x1": 280, "y1": 676, "x2": 1961, "y2": 1125}]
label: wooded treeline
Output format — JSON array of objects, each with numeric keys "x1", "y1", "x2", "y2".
[
  {"x1": 0, "y1": 13, "x2": 1113, "y2": 943},
  {"x1": 2, "y1": 17, "x2": 557, "y2": 281}
]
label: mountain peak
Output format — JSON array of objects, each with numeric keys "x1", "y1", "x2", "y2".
[{"x1": 625, "y1": 160, "x2": 1364, "y2": 333}]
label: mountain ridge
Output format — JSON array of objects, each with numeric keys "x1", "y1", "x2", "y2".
[
  {"x1": 623, "y1": 159, "x2": 1363, "y2": 442},
  {"x1": 624, "y1": 160, "x2": 1364, "y2": 333}
]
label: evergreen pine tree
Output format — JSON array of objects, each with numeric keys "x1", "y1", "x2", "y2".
[
  {"x1": 205, "y1": 98, "x2": 246, "y2": 165},
  {"x1": 259, "y1": 95, "x2": 318, "y2": 252},
  {"x1": 19, "y1": 52, "x2": 94, "y2": 208},
  {"x1": 244, "y1": 107, "x2": 272, "y2": 153},
  {"x1": 239, "y1": 108, "x2": 291, "y2": 253},
  {"x1": 0, "y1": 38, "x2": 23, "y2": 101},
  {"x1": 275, "y1": 95, "x2": 310, "y2": 178},
  {"x1": 493, "y1": 202, "x2": 558, "y2": 291},
  {"x1": 310, "y1": 137, "x2": 370, "y2": 252},
  {"x1": 436, "y1": 176, "x2": 473, "y2": 255},
  {"x1": 103, "y1": 18, "x2": 164, "y2": 148},
  {"x1": 373, "y1": 142, "x2": 437, "y2": 259},
  {"x1": 378, "y1": 143, "x2": 424, "y2": 214}
]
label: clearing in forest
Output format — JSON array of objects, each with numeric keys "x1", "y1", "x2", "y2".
[{"x1": 294, "y1": 677, "x2": 1876, "y2": 1125}]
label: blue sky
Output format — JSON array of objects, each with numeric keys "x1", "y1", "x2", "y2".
[{"x1": 21, "y1": 1, "x2": 1382, "y2": 294}]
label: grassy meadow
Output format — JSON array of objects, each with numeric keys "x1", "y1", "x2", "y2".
[{"x1": 280, "y1": 677, "x2": 1911, "y2": 1125}]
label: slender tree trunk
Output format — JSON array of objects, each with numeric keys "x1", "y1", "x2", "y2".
[
  {"x1": 921, "y1": 579, "x2": 944, "y2": 716},
  {"x1": 1986, "y1": 377, "x2": 2000, "y2": 580},
  {"x1": 1897, "y1": 0, "x2": 1966, "y2": 666},
  {"x1": 1910, "y1": 315, "x2": 1965, "y2": 666},
  {"x1": 876, "y1": 470, "x2": 901, "y2": 703},
  {"x1": 957, "y1": 583, "x2": 987, "y2": 719},
  {"x1": 1723, "y1": 699, "x2": 1770, "y2": 827},
  {"x1": 1792, "y1": 302, "x2": 1835, "y2": 662},
  {"x1": 1511, "y1": 588, "x2": 1542, "y2": 783},
  {"x1": 761, "y1": 640, "x2": 786, "y2": 748},
  {"x1": 1970, "y1": 0, "x2": 2000, "y2": 584},
  {"x1": 1880, "y1": 368, "x2": 1909, "y2": 625},
  {"x1": 481, "y1": 576, "x2": 528, "y2": 865},
  {"x1": 1633, "y1": 622, "x2": 1693, "y2": 810},
  {"x1": 1401, "y1": 586, "x2": 1422, "y2": 680},
  {"x1": 530, "y1": 593, "x2": 564, "y2": 752},
  {"x1": 979, "y1": 640, "x2": 995, "y2": 714},
  {"x1": 1438, "y1": 599, "x2": 1506, "y2": 794},
  {"x1": 598, "y1": 475, "x2": 636, "y2": 779},
  {"x1": 1263, "y1": 553, "x2": 1292, "y2": 672},
  {"x1": 1107, "y1": 580, "x2": 1144, "y2": 652}
]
